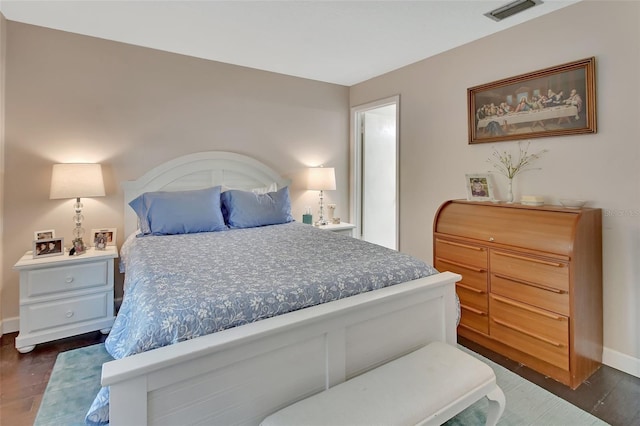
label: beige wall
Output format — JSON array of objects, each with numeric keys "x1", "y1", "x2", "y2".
[
  {"x1": 351, "y1": 0, "x2": 640, "y2": 372},
  {"x1": 2, "y1": 22, "x2": 349, "y2": 325}
]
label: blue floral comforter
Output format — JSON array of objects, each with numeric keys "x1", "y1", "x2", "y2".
[{"x1": 86, "y1": 222, "x2": 438, "y2": 424}]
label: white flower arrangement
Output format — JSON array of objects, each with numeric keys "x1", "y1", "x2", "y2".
[{"x1": 487, "y1": 141, "x2": 548, "y2": 180}]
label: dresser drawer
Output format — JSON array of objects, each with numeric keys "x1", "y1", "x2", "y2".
[
  {"x1": 435, "y1": 238, "x2": 487, "y2": 269},
  {"x1": 456, "y1": 283, "x2": 488, "y2": 312},
  {"x1": 491, "y1": 273, "x2": 569, "y2": 316},
  {"x1": 26, "y1": 261, "x2": 109, "y2": 297},
  {"x1": 490, "y1": 250, "x2": 568, "y2": 294},
  {"x1": 490, "y1": 294, "x2": 569, "y2": 370},
  {"x1": 459, "y1": 302, "x2": 488, "y2": 334},
  {"x1": 457, "y1": 285, "x2": 488, "y2": 335},
  {"x1": 435, "y1": 258, "x2": 487, "y2": 292},
  {"x1": 22, "y1": 292, "x2": 109, "y2": 333},
  {"x1": 436, "y1": 239, "x2": 489, "y2": 335}
]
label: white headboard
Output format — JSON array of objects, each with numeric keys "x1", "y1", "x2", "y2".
[{"x1": 122, "y1": 151, "x2": 290, "y2": 236}]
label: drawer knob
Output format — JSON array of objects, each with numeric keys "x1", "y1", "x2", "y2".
[
  {"x1": 66, "y1": 310, "x2": 74, "y2": 318},
  {"x1": 489, "y1": 237, "x2": 495, "y2": 242},
  {"x1": 65, "y1": 276, "x2": 74, "y2": 283}
]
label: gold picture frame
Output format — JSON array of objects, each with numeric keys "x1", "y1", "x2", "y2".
[{"x1": 468, "y1": 57, "x2": 597, "y2": 144}]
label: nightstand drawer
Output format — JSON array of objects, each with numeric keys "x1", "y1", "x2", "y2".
[
  {"x1": 26, "y1": 261, "x2": 109, "y2": 297},
  {"x1": 22, "y1": 292, "x2": 109, "y2": 333}
]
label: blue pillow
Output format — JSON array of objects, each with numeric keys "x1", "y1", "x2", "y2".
[
  {"x1": 129, "y1": 186, "x2": 227, "y2": 235},
  {"x1": 221, "y1": 186, "x2": 294, "y2": 229}
]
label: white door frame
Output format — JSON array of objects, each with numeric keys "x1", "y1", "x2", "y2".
[{"x1": 350, "y1": 95, "x2": 400, "y2": 247}]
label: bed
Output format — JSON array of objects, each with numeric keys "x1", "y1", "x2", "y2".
[{"x1": 95, "y1": 151, "x2": 461, "y2": 425}]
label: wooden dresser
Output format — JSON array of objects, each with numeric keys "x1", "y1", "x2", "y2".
[{"x1": 433, "y1": 200, "x2": 602, "y2": 389}]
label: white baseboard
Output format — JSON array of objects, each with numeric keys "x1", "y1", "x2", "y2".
[
  {"x1": 603, "y1": 346, "x2": 640, "y2": 378},
  {"x1": 1, "y1": 316, "x2": 19, "y2": 335}
]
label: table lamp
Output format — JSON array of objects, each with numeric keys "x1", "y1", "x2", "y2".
[
  {"x1": 50, "y1": 163, "x2": 105, "y2": 254},
  {"x1": 307, "y1": 166, "x2": 336, "y2": 226}
]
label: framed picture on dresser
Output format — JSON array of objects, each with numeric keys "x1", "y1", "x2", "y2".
[{"x1": 466, "y1": 173, "x2": 494, "y2": 201}]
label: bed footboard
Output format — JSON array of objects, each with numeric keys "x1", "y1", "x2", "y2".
[{"x1": 103, "y1": 271, "x2": 460, "y2": 425}]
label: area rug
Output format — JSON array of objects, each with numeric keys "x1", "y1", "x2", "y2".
[
  {"x1": 35, "y1": 343, "x2": 608, "y2": 426},
  {"x1": 34, "y1": 344, "x2": 113, "y2": 426}
]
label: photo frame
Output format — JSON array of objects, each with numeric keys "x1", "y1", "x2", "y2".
[
  {"x1": 71, "y1": 239, "x2": 86, "y2": 256},
  {"x1": 33, "y1": 237, "x2": 64, "y2": 259},
  {"x1": 91, "y1": 228, "x2": 117, "y2": 248},
  {"x1": 34, "y1": 229, "x2": 55, "y2": 240},
  {"x1": 468, "y1": 57, "x2": 596, "y2": 144},
  {"x1": 466, "y1": 174, "x2": 494, "y2": 202}
]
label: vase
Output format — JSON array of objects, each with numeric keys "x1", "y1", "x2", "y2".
[{"x1": 507, "y1": 178, "x2": 514, "y2": 203}]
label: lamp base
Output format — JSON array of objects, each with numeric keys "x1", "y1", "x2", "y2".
[{"x1": 315, "y1": 189, "x2": 329, "y2": 227}]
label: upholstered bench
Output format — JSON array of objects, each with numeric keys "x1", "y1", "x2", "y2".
[{"x1": 261, "y1": 341, "x2": 505, "y2": 426}]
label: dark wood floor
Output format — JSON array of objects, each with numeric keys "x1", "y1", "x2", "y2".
[
  {"x1": 0, "y1": 331, "x2": 107, "y2": 426},
  {"x1": 1, "y1": 331, "x2": 638, "y2": 425}
]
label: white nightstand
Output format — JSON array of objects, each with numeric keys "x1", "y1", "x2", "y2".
[
  {"x1": 13, "y1": 246, "x2": 118, "y2": 353},
  {"x1": 315, "y1": 222, "x2": 356, "y2": 237}
]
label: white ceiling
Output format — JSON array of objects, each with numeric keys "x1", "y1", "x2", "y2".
[{"x1": 0, "y1": 0, "x2": 581, "y2": 86}]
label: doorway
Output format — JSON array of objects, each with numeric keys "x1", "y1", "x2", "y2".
[{"x1": 351, "y1": 96, "x2": 399, "y2": 250}]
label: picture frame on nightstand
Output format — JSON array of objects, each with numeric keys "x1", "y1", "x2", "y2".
[
  {"x1": 34, "y1": 229, "x2": 55, "y2": 240},
  {"x1": 93, "y1": 232, "x2": 107, "y2": 250},
  {"x1": 33, "y1": 237, "x2": 64, "y2": 259},
  {"x1": 91, "y1": 228, "x2": 117, "y2": 247}
]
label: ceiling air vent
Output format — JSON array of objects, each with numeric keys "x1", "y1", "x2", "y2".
[{"x1": 484, "y1": 0, "x2": 542, "y2": 22}]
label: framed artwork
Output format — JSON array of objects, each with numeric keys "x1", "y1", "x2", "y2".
[
  {"x1": 468, "y1": 57, "x2": 596, "y2": 144},
  {"x1": 466, "y1": 174, "x2": 494, "y2": 202},
  {"x1": 33, "y1": 237, "x2": 64, "y2": 259},
  {"x1": 34, "y1": 229, "x2": 55, "y2": 240},
  {"x1": 91, "y1": 228, "x2": 117, "y2": 247}
]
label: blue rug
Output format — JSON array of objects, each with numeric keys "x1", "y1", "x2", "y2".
[
  {"x1": 35, "y1": 343, "x2": 608, "y2": 425},
  {"x1": 34, "y1": 344, "x2": 113, "y2": 426}
]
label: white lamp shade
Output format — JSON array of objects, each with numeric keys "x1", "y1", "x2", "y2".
[
  {"x1": 307, "y1": 167, "x2": 336, "y2": 191},
  {"x1": 50, "y1": 163, "x2": 106, "y2": 199}
]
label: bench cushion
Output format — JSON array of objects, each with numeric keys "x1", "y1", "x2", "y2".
[{"x1": 261, "y1": 342, "x2": 496, "y2": 426}]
